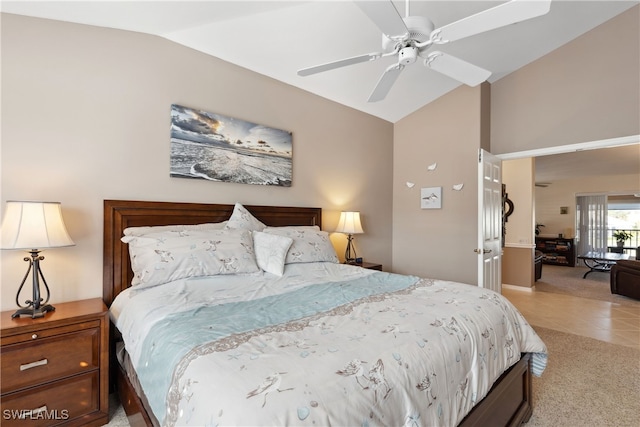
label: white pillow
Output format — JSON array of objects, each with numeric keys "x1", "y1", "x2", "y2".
[
  {"x1": 121, "y1": 228, "x2": 259, "y2": 288},
  {"x1": 226, "y1": 203, "x2": 266, "y2": 231},
  {"x1": 123, "y1": 221, "x2": 228, "y2": 236},
  {"x1": 253, "y1": 231, "x2": 293, "y2": 276},
  {"x1": 263, "y1": 228, "x2": 338, "y2": 264},
  {"x1": 263, "y1": 225, "x2": 320, "y2": 232}
]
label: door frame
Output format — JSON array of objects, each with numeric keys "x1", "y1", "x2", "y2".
[{"x1": 496, "y1": 135, "x2": 638, "y2": 161}]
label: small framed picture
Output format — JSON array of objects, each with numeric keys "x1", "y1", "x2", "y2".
[
  {"x1": 421, "y1": 187, "x2": 442, "y2": 209},
  {"x1": 560, "y1": 206, "x2": 569, "y2": 215}
]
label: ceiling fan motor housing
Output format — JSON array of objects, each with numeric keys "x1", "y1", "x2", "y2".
[{"x1": 404, "y1": 15, "x2": 435, "y2": 42}]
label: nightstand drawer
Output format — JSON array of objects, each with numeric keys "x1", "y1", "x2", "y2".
[
  {"x1": 1, "y1": 326, "x2": 100, "y2": 394},
  {"x1": 0, "y1": 371, "x2": 99, "y2": 427}
]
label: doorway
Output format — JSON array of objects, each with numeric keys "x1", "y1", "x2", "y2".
[{"x1": 498, "y1": 134, "x2": 639, "y2": 287}]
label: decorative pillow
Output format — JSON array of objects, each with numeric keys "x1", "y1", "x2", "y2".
[
  {"x1": 263, "y1": 225, "x2": 320, "y2": 232},
  {"x1": 263, "y1": 228, "x2": 338, "y2": 264},
  {"x1": 226, "y1": 203, "x2": 266, "y2": 231},
  {"x1": 121, "y1": 228, "x2": 259, "y2": 288},
  {"x1": 253, "y1": 232, "x2": 293, "y2": 276},
  {"x1": 123, "y1": 221, "x2": 228, "y2": 236}
]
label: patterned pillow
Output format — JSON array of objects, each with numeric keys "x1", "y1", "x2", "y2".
[
  {"x1": 123, "y1": 221, "x2": 228, "y2": 236},
  {"x1": 253, "y1": 231, "x2": 293, "y2": 276},
  {"x1": 264, "y1": 225, "x2": 320, "y2": 231},
  {"x1": 122, "y1": 228, "x2": 259, "y2": 288},
  {"x1": 263, "y1": 227, "x2": 338, "y2": 264},
  {"x1": 226, "y1": 203, "x2": 266, "y2": 231}
]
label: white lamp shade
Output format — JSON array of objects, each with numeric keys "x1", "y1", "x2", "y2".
[
  {"x1": 335, "y1": 211, "x2": 364, "y2": 234},
  {"x1": 1, "y1": 201, "x2": 75, "y2": 250}
]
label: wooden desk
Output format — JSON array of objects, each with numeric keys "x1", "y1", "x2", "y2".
[{"x1": 577, "y1": 251, "x2": 630, "y2": 278}]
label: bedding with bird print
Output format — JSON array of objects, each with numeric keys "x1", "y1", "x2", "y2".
[{"x1": 110, "y1": 262, "x2": 547, "y2": 427}]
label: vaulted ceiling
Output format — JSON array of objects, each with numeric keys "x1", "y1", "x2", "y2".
[{"x1": 2, "y1": 0, "x2": 637, "y2": 123}]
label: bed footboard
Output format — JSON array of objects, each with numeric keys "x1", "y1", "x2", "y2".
[
  {"x1": 116, "y1": 363, "x2": 158, "y2": 427},
  {"x1": 459, "y1": 353, "x2": 533, "y2": 426},
  {"x1": 115, "y1": 353, "x2": 533, "y2": 427}
]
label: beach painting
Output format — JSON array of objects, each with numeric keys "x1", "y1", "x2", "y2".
[{"x1": 170, "y1": 104, "x2": 292, "y2": 186}]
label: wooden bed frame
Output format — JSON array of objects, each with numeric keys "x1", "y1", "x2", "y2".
[{"x1": 103, "y1": 199, "x2": 533, "y2": 427}]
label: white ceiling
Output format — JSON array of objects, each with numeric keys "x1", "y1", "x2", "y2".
[
  {"x1": 534, "y1": 144, "x2": 640, "y2": 183},
  {"x1": 2, "y1": 0, "x2": 638, "y2": 123}
]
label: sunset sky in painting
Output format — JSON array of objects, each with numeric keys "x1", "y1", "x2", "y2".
[{"x1": 171, "y1": 104, "x2": 292, "y2": 156}]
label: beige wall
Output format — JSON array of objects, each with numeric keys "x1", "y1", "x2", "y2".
[
  {"x1": 503, "y1": 158, "x2": 536, "y2": 246},
  {"x1": 535, "y1": 174, "x2": 640, "y2": 239},
  {"x1": 502, "y1": 248, "x2": 534, "y2": 287},
  {"x1": 0, "y1": 14, "x2": 394, "y2": 310},
  {"x1": 392, "y1": 84, "x2": 486, "y2": 284},
  {"x1": 491, "y1": 5, "x2": 640, "y2": 153},
  {"x1": 502, "y1": 158, "x2": 535, "y2": 287}
]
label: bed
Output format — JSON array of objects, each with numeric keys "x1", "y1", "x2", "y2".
[{"x1": 103, "y1": 199, "x2": 547, "y2": 427}]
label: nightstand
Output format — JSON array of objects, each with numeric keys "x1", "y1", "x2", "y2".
[
  {"x1": 356, "y1": 262, "x2": 383, "y2": 271},
  {"x1": 0, "y1": 298, "x2": 109, "y2": 427}
]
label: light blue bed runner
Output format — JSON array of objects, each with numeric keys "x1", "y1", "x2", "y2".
[{"x1": 136, "y1": 271, "x2": 419, "y2": 423}]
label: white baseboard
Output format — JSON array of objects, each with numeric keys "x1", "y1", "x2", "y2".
[{"x1": 502, "y1": 283, "x2": 535, "y2": 293}]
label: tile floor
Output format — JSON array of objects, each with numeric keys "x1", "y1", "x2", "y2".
[{"x1": 502, "y1": 286, "x2": 640, "y2": 349}]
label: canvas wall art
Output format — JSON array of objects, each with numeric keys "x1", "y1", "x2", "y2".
[
  {"x1": 421, "y1": 187, "x2": 442, "y2": 209},
  {"x1": 170, "y1": 104, "x2": 292, "y2": 186}
]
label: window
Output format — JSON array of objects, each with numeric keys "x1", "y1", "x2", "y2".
[
  {"x1": 576, "y1": 195, "x2": 607, "y2": 255},
  {"x1": 607, "y1": 195, "x2": 640, "y2": 253}
]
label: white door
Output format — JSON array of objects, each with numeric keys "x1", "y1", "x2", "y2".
[{"x1": 477, "y1": 149, "x2": 503, "y2": 292}]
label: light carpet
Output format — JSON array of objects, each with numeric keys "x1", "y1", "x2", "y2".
[
  {"x1": 526, "y1": 327, "x2": 640, "y2": 427},
  {"x1": 104, "y1": 394, "x2": 128, "y2": 426},
  {"x1": 535, "y1": 264, "x2": 638, "y2": 305}
]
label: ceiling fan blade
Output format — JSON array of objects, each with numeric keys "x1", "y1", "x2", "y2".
[
  {"x1": 297, "y1": 52, "x2": 381, "y2": 76},
  {"x1": 432, "y1": 0, "x2": 552, "y2": 44},
  {"x1": 424, "y1": 51, "x2": 491, "y2": 86},
  {"x1": 355, "y1": 0, "x2": 409, "y2": 38},
  {"x1": 368, "y1": 63, "x2": 405, "y2": 102}
]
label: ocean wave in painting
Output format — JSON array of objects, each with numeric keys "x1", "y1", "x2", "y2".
[{"x1": 170, "y1": 139, "x2": 292, "y2": 186}]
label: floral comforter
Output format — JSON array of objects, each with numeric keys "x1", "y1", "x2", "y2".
[{"x1": 111, "y1": 263, "x2": 547, "y2": 427}]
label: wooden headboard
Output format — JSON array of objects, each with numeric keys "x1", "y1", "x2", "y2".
[{"x1": 103, "y1": 200, "x2": 322, "y2": 307}]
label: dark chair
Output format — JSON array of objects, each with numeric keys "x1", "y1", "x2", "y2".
[
  {"x1": 534, "y1": 250, "x2": 544, "y2": 281},
  {"x1": 610, "y1": 260, "x2": 640, "y2": 300}
]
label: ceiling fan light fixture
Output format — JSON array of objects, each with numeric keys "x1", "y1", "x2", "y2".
[{"x1": 399, "y1": 46, "x2": 418, "y2": 65}]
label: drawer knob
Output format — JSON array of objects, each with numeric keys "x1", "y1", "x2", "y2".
[
  {"x1": 18, "y1": 405, "x2": 48, "y2": 419},
  {"x1": 20, "y1": 358, "x2": 48, "y2": 371},
  {"x1": 31, "y1": 333, "x2": 38, "y2": 339}
]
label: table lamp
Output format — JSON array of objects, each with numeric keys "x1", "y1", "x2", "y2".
[
  {"x1": 335, "y1": 211, "x2": 364, "y2": 264},
  {"x1": 1, "y1": 201, "x2": 75, "y2": 318}
]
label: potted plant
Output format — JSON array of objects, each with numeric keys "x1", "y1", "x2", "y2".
[{"x1": 613, "y1": 230, "x2": 633, "y2": 247}]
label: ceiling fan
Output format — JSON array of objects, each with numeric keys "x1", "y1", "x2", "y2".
[{"x1": 298, "y1": 0, "x2": 552, "y2": 102}]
